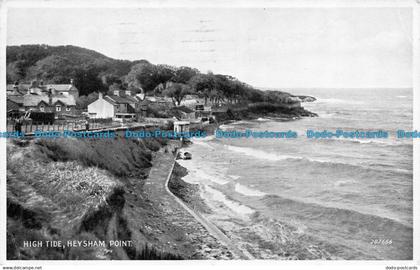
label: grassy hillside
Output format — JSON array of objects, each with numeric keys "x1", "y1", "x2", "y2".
[
  {"x1": 6, "y1": 44, "x2": 303, "y2": 107},
  {"x1": 6, "y1": 137, "x2": 187, "y2": 260}
]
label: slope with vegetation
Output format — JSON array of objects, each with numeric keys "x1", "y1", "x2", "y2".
[
  {"x1": 7, "y1": 44, "x2": 314, "y2": 112},
  {"x1": 7, "y1": 137, "x2": 207, "y2": 260}
]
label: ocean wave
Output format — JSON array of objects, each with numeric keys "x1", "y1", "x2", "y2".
[
  {"x1": 315, "y1": 98, "x2": 364, "y2": 105},
  {"x1": 234, "y1": 183, "x2": 266, "y2": 197},
  {"x1": 196, "y1": 134, "x2": 215, "y2": 141},
  {"x1": 330, "y1": 137, "x2": 409, "y2": 146},
  {"x1": 226, "y1": 145, "x2": 300, "y2": 161},
  {"x1": 204, "y1": 185, "x2": 255, "y2": 215},
  {"x1": 225, "y1": 145, "x2": 412, "y2": 175},
  {"x1": 333, "y1": 179, "x2": 357, "y2": 187},
  {"x1": 260, "y1": 194, "x2": 413, "y2": 230},
  {"x1": 191, "y1": 139, "x2": 215, "y2": 149},
  {"x1": 231, "y1": 120, "x2": 253, "y2": 125},
  {"x1": 256, "y1": 117, "x2": 270, "y2": 121},
  {"x1": 177, "y1": 160, "x2": 230, "y2": 185},
  {"x1": 229, "y1": 175, "x2": 241, "y2": 180},
  {"x1": 219, "y1": 124, "x2": 235, "y2": 130}
]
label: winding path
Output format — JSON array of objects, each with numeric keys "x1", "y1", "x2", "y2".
[{"x1": 145, "y1": 147, "x2": 254, "y2": 259}]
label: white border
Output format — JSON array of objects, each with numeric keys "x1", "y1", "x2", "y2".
[
  {"x1": 0, "y1": 0, "x2": 419, "y2": 269},
  {"x1": 0, "y1": 0, "x2": 7, "y2": 267}
]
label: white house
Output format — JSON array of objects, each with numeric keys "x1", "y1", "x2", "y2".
[
  {"x1": 87, "y1": 92, "x2": 115, "y2": 118},
  {"x1": 87, "y1": 91, "x2": 139, "y2": 119},
  {"x1": 180, "y1": 94, "x2": 205, "y2": 109}
]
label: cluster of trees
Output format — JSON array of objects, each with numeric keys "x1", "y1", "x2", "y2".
[
  {"x1": 7, "y1": 45, "x2": 136, "y2": 96},
  {"x1": 125, "y1": 62, "x2": 272, "y2": 106},
  {"x1": 7, "y1": 45, "x2": 296, "y2": 108}
]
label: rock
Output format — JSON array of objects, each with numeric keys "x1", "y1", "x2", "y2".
[{"x1": 295, "y1": 95, "x2": 317, "y2": 102}]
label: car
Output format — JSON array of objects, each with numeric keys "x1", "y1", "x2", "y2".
[{"x1": 178, "y1": 151, "x2": 192, "y2": 160}]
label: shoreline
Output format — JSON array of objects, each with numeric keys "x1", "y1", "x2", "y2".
[
  {"x1": 6, "y1": 105, "x2": 319, "y2": 260},
  {"x1": 168, "y1": 108, "x2": 414, "y2": 260},
  {"x1": 167, "y1": 111, "x2": 319, "y2": 259}
]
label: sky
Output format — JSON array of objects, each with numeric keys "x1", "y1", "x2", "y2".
[{"x1": 7, "y1": 7, "x2": 413, "y2": 88}]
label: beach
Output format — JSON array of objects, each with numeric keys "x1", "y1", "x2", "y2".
[{"x1": 170, "y1": 88, "x2": 413, "y2": 260}]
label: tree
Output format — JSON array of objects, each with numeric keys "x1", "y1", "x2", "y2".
[
  {"x1": 209, "y1": 89, "x2": 224, "y2": 105},
  {"x1": 172, "y1": 66, "x2": 199, "y2": 84},
  {"x1": 162, "y1": 83, "x2": 191, "y2": 106},
  {"x1": 109, "y1": 82, "x2": 122, "y2": 91},
  {"x1": 125, "y1": 63, "x2": 175, "y2": 94},
  {"x1": 73, "y1": 66, "x2": 106, "y2": 96},
  {"x1": 188, "y1": 74, "x2": 216, "y2": 105},
  {"x1": 76, "y1": 92, "x2": 99, "y2": 109},
  {"x1": 6, "y1": 61, "x2": 26, "y2": 83},
  {"x1": 27, "y1": 55, "x2": 75, "y2": 83}
]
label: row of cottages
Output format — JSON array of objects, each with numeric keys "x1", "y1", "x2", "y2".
[
  {"x1": 23, "y1": 94, "x2": 76, "y2": 115},
  {"x1": 7, "y1": 80, "x2": 79, "y2": 98},
  {"x1": 87, "y1": 90, "x2": 141, "y2": 120},
  {"x1": 6, "y1": 80, "x2": 78, "y2": 115}
]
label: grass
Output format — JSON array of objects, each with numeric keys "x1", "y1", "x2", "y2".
[
  {"x1": 7, "y1": 141, "x2": 123, "y2": 232},
  {"x1": 7, "y1": 136, "x2": 184, "y2": 260},
  {"x1": 34, "y1": 137, "x2": 167, "y2": 177}
]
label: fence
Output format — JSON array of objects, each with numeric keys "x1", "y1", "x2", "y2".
[{"x1": 6, "y1": 121, "x2": 114, "y2": 133}]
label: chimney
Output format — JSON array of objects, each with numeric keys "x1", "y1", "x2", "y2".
[
  {"x1": 70, "y1": 78, "x2": 74, "y2": 85},
  {"x1": 125, "y1": 90, "x2": 132, "y2": 96},
  {"x1": 98, "y1": 92, "x2": 103, "y2": 99},
  {"x1": 48, "y1": 89, "x2": 53, "y2": 105},
  {"x1": 13, "y1": 81, "x2": 19, "y2": 91},
  {"x1": 113, "y1": 90, "x2": 120, "y2": 96},
  {"x1": 30, "y1": 80, "x2": 38, "y2": 89}
]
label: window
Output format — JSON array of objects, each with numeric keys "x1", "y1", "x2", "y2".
[
  {"x1": 66, "y1": 107, "x2": 71, "y2": 111},
  {"x1": 40, "y1": 105, "x2": 45, "y2": 112},
  {"x1": 56, "y1": 105, "x2": 61, "y2": 112}
]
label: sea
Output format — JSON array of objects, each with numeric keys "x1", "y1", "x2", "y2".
[{"x1": 177, "y1": 88, "x2": 413, "y2": 260}]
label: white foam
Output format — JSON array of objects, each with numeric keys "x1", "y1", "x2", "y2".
[
  {"x1": 334, "y1": 179, "x2": 357, "y2": 187},
  {"x1": 257, "y1": 117, "x2": 270, "y2": 121},
  {"x1": 316, "y1": 98, "x2": 363, "y2": 105},
  {"x1": 194, "y1": 135, "x2": 215, "y2": 141},
  {"x1": 177, "y1": 160, "x2": 230, "y2": 185},
  {"x1": 219, "y1": 124, "x2": 234, "y2": 130},
  {"x1": 235, "y1": 183, "x2": 266, "y2": 197},
  {"x1": 226, "y1": 145, "x2": 299, "y2": 161},
  {"x1": 204, "y1": 186, "x2": 255, "y2": 215},
  {"x1": 191, "y1": 139, "x2": 214, "y2": 149}
]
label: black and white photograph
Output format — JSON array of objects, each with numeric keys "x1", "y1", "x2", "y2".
[{"x1": 0, "y1": 0, "x2": 419, "y2": 269}]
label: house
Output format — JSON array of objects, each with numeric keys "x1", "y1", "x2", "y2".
[
  {"x1": 7, "y1": 96, "x2": 24, "y2": 112},
  {"x1": 180, "y1": 94, "x2": 205, "y2": 109},
  {"x1": 171, "y1": 106, "x2": 196, "y2": 120},
  {"x1": 87, "y1": 90, "x2": 138, "y2": 120},
  {"x1": 174, "y1": 121, "x2": 190, "y2": 133},
  {"x1": 145, "y1": 95, "x2": 174, "y2": 105},
  {"x1": 23, "y1": 92, "x2": 76, "y2": 116},
  {"x1": 7, "y1": 79, "x2": 79, "y2": 99},
  {"x1": 179, "y1": 95, "x2": 212, "y2": 119}
]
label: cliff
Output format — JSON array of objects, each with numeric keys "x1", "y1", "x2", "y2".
[{"x1": 6, "y1": 137, "x2": 189, "y2": 260}]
